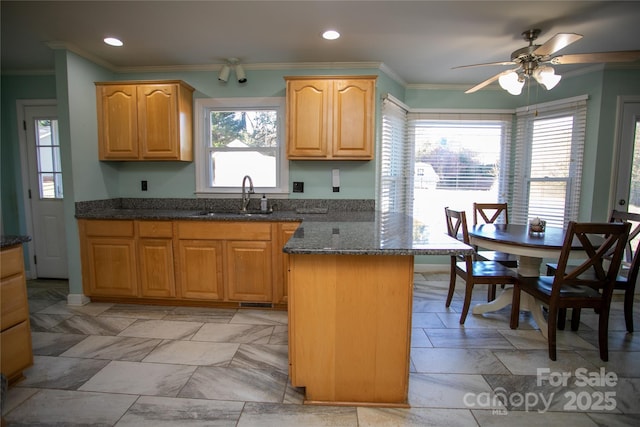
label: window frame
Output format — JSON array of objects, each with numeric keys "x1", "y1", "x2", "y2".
[{"x1": 194, "y1": 97, "x2": 288, "y2": 195}]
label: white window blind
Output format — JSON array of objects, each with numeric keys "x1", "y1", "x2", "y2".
[
  {"x1": 510, "y1": 96, "x2": 587, "y2": 228},
  {"x1": 379, "y1": 96, "x2": 412, "y2": 213}
]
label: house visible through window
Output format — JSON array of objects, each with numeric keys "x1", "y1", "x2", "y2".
[{"x1": 195, "y1": 97, "x2": 287, "y2": 194}]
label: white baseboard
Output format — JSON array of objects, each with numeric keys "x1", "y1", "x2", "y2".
[{"x1": 67, "y1": 293, "x2": 90, "y2": 306}]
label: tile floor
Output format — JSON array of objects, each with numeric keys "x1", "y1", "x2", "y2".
[{"x1": 2, "y1": 273, "x2": 639, "y2": 426}]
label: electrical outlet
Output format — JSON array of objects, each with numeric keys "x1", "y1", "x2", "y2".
[
  {"x1": 293, "y1": 181, "x2": 304, "y2": 192},
  {"x1": 141, "y1": 180, "x2": 148, "y2": 191}
]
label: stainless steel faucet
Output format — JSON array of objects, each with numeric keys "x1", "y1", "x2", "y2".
[{"x1": 241, "y1": 175, "x2": 255, "y2": 212}]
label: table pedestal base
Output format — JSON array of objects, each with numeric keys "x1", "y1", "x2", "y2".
[{"x1": 472, "y1": 289, "x2": 548, "y2": 338}]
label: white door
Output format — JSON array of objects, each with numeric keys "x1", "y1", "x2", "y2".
[
  {"x1": 613, "y1": 101, "x2": 640, "y2": 215},
  {"x1": 22, "y1": 104, "x2": 68, "y2": 278}
]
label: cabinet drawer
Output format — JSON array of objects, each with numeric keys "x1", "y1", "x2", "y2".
[
  {"x1": 1, "y1": 273, "x2": 29, "y2": 330},
  {"x1": 177, "y1": 221, "x2": 272, "y2": 241},
  {"x1": 138, "y1": 220, "x2": 173, "y2": 238},
  {"x1": 83, "y1": 220, "x2": 134, "y2": 237},
  {"x1": 1, "y1": 245, "x2": 24, "y2": 279},
  {"x1": 1, "y1": 320, "x2": 33, "y2": 381}
]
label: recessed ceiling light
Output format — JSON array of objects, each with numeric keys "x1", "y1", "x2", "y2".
[
  {"x1": 322, "y1": 30, "x2": 340, "y2": 40},
  {"x1": 104, "y1": 37, "x2": 123, "y2": 47}
]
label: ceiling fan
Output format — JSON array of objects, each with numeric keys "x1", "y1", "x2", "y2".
[{"x1": 455, "y1": 29, "x2": 640, "y2": 95}]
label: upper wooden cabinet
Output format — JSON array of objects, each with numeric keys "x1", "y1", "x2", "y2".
[
  {"x1": 95, "y1": 80, "x2": 194, "y2": 161},
  {"x1": 285, "y1": 76, "x2": 376, "y2": 160}
]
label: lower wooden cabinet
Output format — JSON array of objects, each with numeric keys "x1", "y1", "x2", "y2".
[
  {"x1": 1, "y1": 244, "x2": 33, "y2": 385},
  {"x1": 78, "y1": 219, "x2": 298, "y2": 306}
]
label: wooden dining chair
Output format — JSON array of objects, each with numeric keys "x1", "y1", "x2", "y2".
[
  {"x1": 472, "y1": 202, "x2": 519, "y2": 268},
  {"x1": 546, "y1": 210, "x2": 640, "y2": 332},
  {"x1": 444, "y1": 207, "x2": 519, "y2": 324},
  {"x1": 511, "y1": 221, "x2": 630, "y2": 361}
]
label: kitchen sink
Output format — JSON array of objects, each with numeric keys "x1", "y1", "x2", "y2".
[{"x1": 192, "y1": 210, "x2": 273, "y2": 217}]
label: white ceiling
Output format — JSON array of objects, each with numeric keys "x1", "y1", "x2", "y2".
[{"x1": 2, "y1": 0, "x2": 640, "y2": 87}]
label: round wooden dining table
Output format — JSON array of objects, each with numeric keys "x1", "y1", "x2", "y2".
[{"x1": 468, "y1": 223, "x2": 580, "y2": 337}]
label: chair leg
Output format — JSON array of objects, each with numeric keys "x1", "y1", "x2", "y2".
[
  {"x1": 598, "y1": 305, "x2": 611, "y2": 362},
  {"x1": 624, "y1": 288, "x2": 634, "y2": 333},
  {"x1": 487, "y1": 284, "x2": 496, "y2": 302},
  {"x1": 557, "y1": 308, "x2": 567, "y2": 330},
  {"x1": 570, "y1": 308, "x2": 581, "y2": 331},
  {"x1": 547, "y1": 307, "x2": 558, "y2": 361},
  {"x1": 510, "y1": 285, "x2": 520, "y2": 329},
  {"x1": 460, "y1": 282, "x2": 473, "y2": 324},
  {"x1": 446, "y1": 259, "x2": 456, "y2": 308}
]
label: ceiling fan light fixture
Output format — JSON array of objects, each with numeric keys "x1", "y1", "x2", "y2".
[
  {"x1": 498, "y1": 71, "x2": 524, "y2": 95},
  {"x1": 218, "y1": 64, "x2": 230, "y2": 82},
  {"x1": 533, "y1": 65, "x2": 561, "y2": 90}
]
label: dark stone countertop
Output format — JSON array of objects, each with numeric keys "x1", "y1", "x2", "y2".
[{"x1": 1, "y1": 235, "x2": 31, "y2": 249}]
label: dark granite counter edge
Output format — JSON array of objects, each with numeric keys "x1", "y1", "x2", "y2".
[{"x1": 1, "y1": 235, "x2": 32, "y2": 249}]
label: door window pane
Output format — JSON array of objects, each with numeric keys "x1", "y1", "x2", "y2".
[{"x1": 35, "y1": 119, "x2": 63, "y2": 199}]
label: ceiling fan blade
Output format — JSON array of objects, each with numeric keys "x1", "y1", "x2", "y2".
[
  {"x1": 533, "y1": 33, "x2": 583, "y2": 57},
  {"x1": 552, "y1": 50, "x2": 640, "y2": 64},
  {"x1": 452, "y1": 61, "x2": 516, "y2": 70},
  {"x1": 465, "y1": 70, "x2": 514, "y2": 94}
]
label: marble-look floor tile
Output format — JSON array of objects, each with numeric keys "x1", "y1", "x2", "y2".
[
  {"x1": 409, "y1": 373, "x2": 503, "y2": 409},
  {"x1": 587, "y1": 412, "x2": 640, "y2": 426},
  {"x1": 118, "y1": 319, "x2": 203, "y2": 340},
  {"x1": 27, "y1": 298, "x2": 59, "y2": 313},
  {"x1": 230, "y1": 309, "x2": 288, "y2": 325},
  {"x1": 237, "y1": 402, "x2": 357, "y2": 426},
  {"x1": 4, "y1": 389, "x2": 137, "y2": 426},
  {"x1": 358, "y1": 407, "x2": 478, "y2": 427},
  {"x1": 100, "y1": 303, "x2": 177, "y2": 319},
  {"x1": 179, "y1": 367, "x2": 287, "y2": 402},
  {"x1": 283, "y1": 383, "x2": 305, "y2": 405},
  {"x1": 499, "y1": 329, "x2": 597, "y2": 351},
  {"x1": 28, "y1": 312, "x2": 73, "y2": 331},
  {"x1": 412, "y1": 298, "x2": 453, "y2": 313},
  {"x1": 472, "y1": 409, "x2": 599, "y2": 427},
  {"x1": 115, "y1": 396, "x2": 244, "y2": 426},
  {"x1": 482, "y1": 374, "x2": 620, "y2": 413},
  {"x1": 191, "y1": 323, "x2": 274, "y2": 343},
  {"x1": 411, "y1": 328, "x2": 433, "y2": 348},
  {"x1": 50, "y1": 315, "x2": 137, "y2": 336},
  {"x1": 269, "y1": 325, "x2": 288, "y2": 344},
  {"x1": 79, "y1": 360, "x2": 196, "y2": 396},
  {"x1": 598, "y1": 377, "x2": 640, "y2": 414},
  {"x1": 411, "y1": 348, "x2": 510, "y2": 374},
  {"x1": 143, "y1": 340, "x2": 239, "y2": 366},
  {"x1": 576, "y1": 350, "x2": 640, "y2": 377},
  {"x1": 38, "y1": 300, "x2": 113, "y2": 316},
  {"x1": 493, "y1": 349, "x2": 597, "y2": 376},
  {"x1": 437, "y1": 311, "x2": 537, "y2": 330},
  {"x1": 31, "y1": 331, "x2": 87, "y2": 356},
  {"x1": 229, "y1": 344, "x2": 288, "y2": 375},
  {"x1": 163, "y1": 306, "x2": 237, "y2": 323},
  {"x1": 18, "y1": 355, "x2": 110, "y2": 390},
  {"x1": 426, "y1": 329, "x2": 514, "y2": 349},
  {"x1": 579, "y1": 311, "x2": 639, "y2": 332},
  {"x1": 61, "y1": 335, "x2": 162, "y2": 361},
  {"x1": 2, "y1": 387, "x2": 39, "y2": 416},
  {"x1": 411, "y1": 312, "x2": 446, "y2": 328},
  {"x1": 577, "y1": 330, "x2": 640, "y2": 352},
  {"x1": 27, "y1": 287, "x2": 68, "y2": 302}
]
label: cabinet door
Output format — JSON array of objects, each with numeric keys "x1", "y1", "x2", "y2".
[
  {"x1": 332, "y1": 78, "x2": 375, "y2": 159},
  {"x1": 139, "y1": 238, "x2": 176, "y2": 298},
  {"x1": 226, "y1": 241, "x2": 272, "y2": 302},
  {"x1": 286, "y1": 79, "x2": 330, "y2": 158},
  {"x1": 137, "y1": 84, "x2": 180, "y2": 159},
  {"x1": 178, "y1": 240, "x2": 224, "y2": 300},
  {"x1": 274, "y1": 223, "x2": 299, "y2": 304},
  {"x1": 97, "y1": 84, "x2": 138, "y2": 160},
  {"x1": 85, "y1": 237, "x2": 138, "y2": 297}
]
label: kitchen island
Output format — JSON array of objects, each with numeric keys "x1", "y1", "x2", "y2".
[{"x1": 283, "y1": 211, "x2": 473, "y2": 407}]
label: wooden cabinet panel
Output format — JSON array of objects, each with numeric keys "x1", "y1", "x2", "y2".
[
  {"x1": 274, "y1": 222, "x2": 300, "y2": 304},
  {"x1": 1, "y1": 274, "x2": 29, "y2": 330},
  {"x1": 178, "y1": 240, "x2": 224, "y2": 300},
  {"x1": 96, "y1": 80, "x2": 193, "y2": 161},
  {"x1": 285, "y1": 76, "x2": 376, "y2": 160},
  {"x1": 177, "y1": 221, "x2": 271, "y2": 241},
  {"x1": 226, "y1": 241, "x2": 272, "y2": 302},
  {"x1": 139, "y1": 238, "x2": 176, "y2": 298},
  {"x1": 97, "y1": 84, "x2": 138, "y2": 159},
  {"x1": 1, "y1": 244, "x2": 25, "y2": 278},
  {"x1": 85, "y1": 237, "x2": 138, "y2": 297},
  {"x1": 1, "y1": 321, "x2": 33, "y2": 383}
]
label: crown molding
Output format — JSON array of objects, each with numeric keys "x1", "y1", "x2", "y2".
[{"x1": 46, "y1": 41, "x2": 117, "y2": 71}]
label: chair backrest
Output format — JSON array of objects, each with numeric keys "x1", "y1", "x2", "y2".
[
  {"x1": 473, "y1": 202, "x2": 509, "y2": 226},
  {"x1": 552, "y1": 221, "x2": 631, "y2": 299},
  {"x1": 445, "y1": 207, "x2": 470, "y2": 245},
  {"x1": 610, "y1": 210, "x2": 640, "y2": 264}
]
